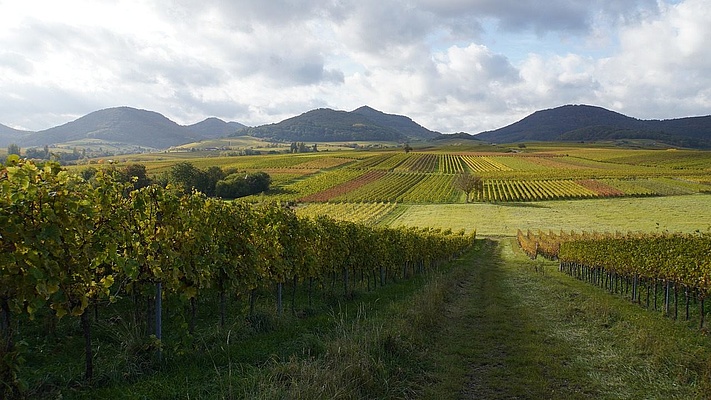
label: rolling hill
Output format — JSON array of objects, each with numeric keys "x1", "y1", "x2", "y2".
[
  {"x1": 238, "y1": 106, "x2": 440, "y2": 142},
  {"x1": 4, "y1": 104, "x2": 710, "y2": 151},
  {"x1": 0, "y1": 124, "x2": 33, "y2": 148},
  {"x1": 10, "y1": 107, "x2": 245, "y2": 150},
  {"x1": 187, "y1": 118, "x2": 245, "y2": 139},
  {"x1": 474, "y1": 105, "x2": 711, "y2": 148},
  {"x1": 21, "y1": 107, "x2": 199, "y2": 149}
]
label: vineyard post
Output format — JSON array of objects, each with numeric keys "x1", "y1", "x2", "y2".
[
  {"x1": 155, "y1": 281, "x2": 162, "y2": 362},
  {"x1": 80, "y1": 309, "x2": 93, "y2": 381},
  {"x1": 665, "y1": 281, "x2": 670, "y2": 315},
  {"x1": 701, "y1": 297, "x2": 706, "y2": 329},
  {"x1": 277, "y1": 283, "x2": 283, "y2": 316},
  {"x1": 291, "y1": 276, "x2": 298, "y2": 316},
  {"x1": 646, "y1": 281, "x2": 650, "y2": 308},
  {"x1": 674, "y1": 285, "x2": 678, "y2": 320}
]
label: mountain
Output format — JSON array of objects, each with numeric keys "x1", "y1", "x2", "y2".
[
  {"x1": 475, "y1": 105, "x2": 643, "y2": 142},
  {"x1": 187, "y1": 117, "x2": 246, "y2": 139},
  {"x1": 433, "y1": 132, "x2": 480, "y2": 141},
  {"x1": 238, "y1": 106, "x2": 440, "y2": 142},
  {"x1": 0, "y1": 124, "x2": 33, "y2": 148},
  {"x1": 475, "y1": 105, "x2": 711, "y2": 148},
  {"x1": 21, "y1": 107, "x2": 198, "y2": 149},
  {"x1": 350, "y1": 106, "x2": 440, "y2": 140}
]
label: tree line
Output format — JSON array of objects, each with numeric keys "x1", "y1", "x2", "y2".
[{"x1": 80, "y1": 161, "x2": 271, "y2": 199}]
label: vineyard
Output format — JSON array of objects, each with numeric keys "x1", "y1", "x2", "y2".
[
  {"x1": 517, "y1": 229, "x2": 711, "y2": 326},
  {"x1": 0, "y1": 158, "x2": 475, "y2": 398},
  {"x1": 295, "y1": 202, "x2": 398, "y2": 225},
  {"x1": 121, "y1": 147, "x2": 711, "y2": 206},
  {"x1": 3, "y1": 141, "x2": 711, "y2": 398},
  {"x1": 235, "y1": 151, "x2": 711, "y2": 204}
]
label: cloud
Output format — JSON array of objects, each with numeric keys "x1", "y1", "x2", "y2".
[
  {"x1": 594, "y1": 0, "x2": 711, "y2": 118},
  {"x1": 0, "y1": 0, "x2": 707, "y2": 135},
  {"x1": 418, "y1": 0, "x2": 661, "y2": 34}
]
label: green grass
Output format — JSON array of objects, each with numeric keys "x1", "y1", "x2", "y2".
[
  {"x1": 422, "y1": 239, "x2": 711, "y2": 399},
  {"x1": 390, "y1": 194, "x2": 711, "y2": 236},
  {"x1": 12, "y1": 236, "x2": 711, "y2": 399}
]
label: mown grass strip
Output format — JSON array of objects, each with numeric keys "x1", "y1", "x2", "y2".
[{"x1": 422, "y1": 239, "x2": 711, "y2": 399}]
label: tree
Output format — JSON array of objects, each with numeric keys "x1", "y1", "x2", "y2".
[
  {"x1": 403, "y1": 143, "x2": 412, "y2": 153},
  {"x1": 115, "y1": 164, "x2": 152, "y2": 190},
  {"x1": 6, "y1": 144, "x2": 20, "y2": 156},
  {"x1": 169, "y1": 162, "x2": 227, "y2": 196},
  {"x1": 454, "y1": 172, "x2": 483, "y2": 203},
  {"x1": 168, "y1": 162, "x2": 201, "y2": 194},
  {"x1": 214, "y1": 171, "x2": 271, "y2": 199},
  {"x1": 202, "y1": 166, "x2": 225, "y2": 196}
]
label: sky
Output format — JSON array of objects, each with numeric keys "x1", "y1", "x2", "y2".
[{"x1": 0, "y1": 0, "x2": 709, "y2": 134}]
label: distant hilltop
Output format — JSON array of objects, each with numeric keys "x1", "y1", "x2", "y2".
[
  {"x1": 236, "y1": 105, "x2": 440, "y2": 143},
  {"x1": 1, "y1": 104, "x2": 710, "y2": 150},
  {"x1": 475, "y1": 104, "x2": 711, "y2": 149}
]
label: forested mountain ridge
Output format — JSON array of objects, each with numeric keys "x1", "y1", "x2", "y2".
[
  {"x1": 2, "y1": 107, "x2": 245, "y2": 149},
  {"x1": 474, "y1": 105, "x2": 711, "y2": 148},
  {"x1": 237, "y1": 106, "x2": 440, "y2": 142},
  {"x1": 3, "y1": 104, "x2": 709, "y2": 150},
  {"x1": 0, "y1": 123, "x2": 32, "y2": 147}
]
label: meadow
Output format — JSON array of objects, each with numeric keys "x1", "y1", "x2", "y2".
[{"x1": 389, "y1": 194, "x2": 711, "y2": 236}]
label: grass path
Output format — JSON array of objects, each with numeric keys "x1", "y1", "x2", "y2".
[{"x1": 422, "y1": 239, "x2": 711, "y2": 399}]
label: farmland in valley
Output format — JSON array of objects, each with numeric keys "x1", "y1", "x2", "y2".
[
  {"x1": 124, "y1": 143, "x2": 711, "y2": 233},
  {"x1": 87, "y1": 142, "x2": 707, "y2": 241},
  {"x1": 6, "y1": 141, "x2": 711, "y2": 399}
]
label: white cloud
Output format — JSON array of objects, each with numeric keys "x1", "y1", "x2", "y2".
[
  {"x1": 0, "y1": 0, "x2": 707, "y2": 134},
  {"x1": 594, "y1": 0, "x2": 711, "y2": 118}
]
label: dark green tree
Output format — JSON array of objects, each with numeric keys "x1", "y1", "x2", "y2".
[
  {"x1": 215, "y1": 171, "x2": 271, "y2": 199},
  {"x1": 168, "y1": 162, "x2": 202, "y2": 194},
  {"x1": 6, "y1": 144, "x2": 20, "y2": 156},
  {"x1": 116, "y1": 164, "x2": 153, "y2": 190}
]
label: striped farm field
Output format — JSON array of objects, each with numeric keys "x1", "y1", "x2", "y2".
[
  {"x1": 349, "y1": 153, "x2": 410, "y2": 170},
  {"x1": 438, "y1": 154, "x2": 467, "y2": 174},
  {"x1": 298, "y1": 170, "x2": 386, "y2": 202},
  {"x1": 263, "y1": 169, "x2": 365, "y2": 202},
  {"x1": 143, "y1": 144, "x2": 710, "y2": 207},
  {"x1": 290, "y1": 157, "x2": 354, "y2": 169},
  {"x1": 480, "y1": 179, "x2": 599, "y2": 202},
  {"x1": 632, "y1": 177, "x2": 701, "y2": 196},
  {"x1": 461, "y1": 156, "x2": 513, "y2": 172},
  {"x1": 262, "y1": 172, "x2": 314, "y2": 186},
  {"x1": 393, "y1": 153, "x2": 438, "y2": 173},
  {"x1": 295, "y1": 202, "x2": 397, "y2": 225},
  {"x1": 575, "y1": 179, "x2": 625, "y2": 196},
  {"x1": 599, "y1": 179, "x2": 658, "y2": 197},
  {"x1": 399, "y1": 174, "x2": 462, "y2": 203},
  {"x1": 524, "y1": 156, "x2": 590, "y2": 170},
  {"x1": 332, "y1": 172, "x2": 427, "y2": 202},
  {"x1": 491, "y1": 156, "x2": 551, "y2": 171}
]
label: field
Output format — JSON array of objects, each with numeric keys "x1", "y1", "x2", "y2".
[
  {"x1": 389, "y1": 194, "x2": 711, "y2": 236},
  {"x1": 5, "y1": 141, "x2": 711, "y2": 399},
  {"x1": 120, "y1": 145, "x2": 711, "y2": 207},
  {"x1": 110, "y1": 144, "x2": 711, "y2": 235}
]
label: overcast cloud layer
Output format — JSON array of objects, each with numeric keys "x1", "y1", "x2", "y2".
[{"x1": 1, "y1": 0, "x2": 709, "y2": 134}]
